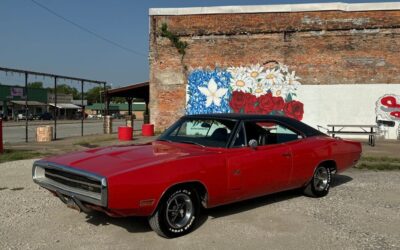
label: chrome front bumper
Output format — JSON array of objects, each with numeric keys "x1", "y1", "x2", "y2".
[{"x1": 32, "y1": 160, "x2": 108, "y2": 207}]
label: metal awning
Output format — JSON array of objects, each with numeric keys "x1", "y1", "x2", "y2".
[
  {"x1": 10, "y1": 100, "x2": 46, "y2": 106},
  {"x1": 49, "y1": 103, "x2": 81, "y2": 109},
  {"x1": 105, "y1": 82, "x2": 149, "y2": 102}
]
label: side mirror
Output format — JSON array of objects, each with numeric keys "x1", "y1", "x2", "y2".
[{"x1": 248, "y1": 139, "x2": 258, "y2": 149}]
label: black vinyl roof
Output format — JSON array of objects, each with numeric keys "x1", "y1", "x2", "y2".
[{"x1": 184, "y1": 113, "x2": 326, "y2": 137}]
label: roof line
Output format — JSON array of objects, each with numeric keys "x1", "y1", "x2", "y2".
[
  {"x1": 149, "y1": 2, "x2": 400, "y2": 16},
  {"x1": 107, "y1": 81, "x2": 149, "y2": 94}
]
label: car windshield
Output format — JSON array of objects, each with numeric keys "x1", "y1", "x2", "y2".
[{"x1": 158, "y1": 118, "x2": 238, "y2": 148}]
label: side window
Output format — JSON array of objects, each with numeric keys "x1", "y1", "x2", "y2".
[
  {"x1": 244, "y1": 120, "x2": 302, "y2": 146},
  {"x1": 173, "y1": 120, "x2": 231, "y2": 137},
  {"x1": 166, "y1": 119, "x2": 236, "y2": 147},
  {"x1": 272, "y1": 124, "x2": 302, "y2": 143},
  {"x1": 232, "y1": 124, "x2": 246, "y2": 147}
]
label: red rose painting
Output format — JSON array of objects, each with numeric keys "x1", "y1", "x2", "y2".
[
  {"x1": 257, "y1": 93, "x2": 274, "y2": 114},
  {"x1": 229, "y1": 90, "x2": 304, "y2": 120},
  {"x1": 229, "y1": 91, "x2": 247, "y2": 112},
  {"x1": 272, "y1": 96, "x2": 285, "y2": 111},
  {"x1": 284, "y1": 101, "x2": 304, "y2": 121},
  {"x1": 226, "y1": 63, "x2": 304, "y2": 120}
]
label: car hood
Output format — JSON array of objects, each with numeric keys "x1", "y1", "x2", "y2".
[{"x1": 42, "y1": 141, "x2": 216, "y2": 177}]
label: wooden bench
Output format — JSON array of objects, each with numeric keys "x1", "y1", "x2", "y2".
[{"x1": 327, "y1": 124, "x2": 378, "y2": 146}]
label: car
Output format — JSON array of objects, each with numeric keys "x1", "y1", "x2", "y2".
[
  {"x1": 17, "y1": 112, "x2": 33, "y2": 120},
  {"x1": 32, "y1": 114, "x2": 362, "y2": 238},
  {"x1": 111, "y1": 113, "x2": 124, "y2": 119},
  {"x1": 39, "y1": 112, "x2": 53, "y2": 120},
  {"x1": 74, "y1": 112, "x2": 88, "y2": 120}
]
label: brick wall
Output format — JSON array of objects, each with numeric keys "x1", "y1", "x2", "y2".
[{"x1": 149, "y1": 8, "x2": 400, "y2": 131}]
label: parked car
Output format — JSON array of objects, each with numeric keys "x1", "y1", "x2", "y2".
[
  {"x1": 32, "y1": 114, "x2": 362, "y2": 238},
  {"x1": 32, "y1": 114, "x2": 41, "y2": 120},
  {"x1": 74, "y1": 112, "x2": 88, "y2": 120},
  {"x1": 17, "y1": 112, "x2": 33, "y2": 120},
  {"x1": 111, "y1": 113, "x2": 124, "y2": 119},
  {"x1": 39, "y1": 112, "x2": 54, "y2": 120}
]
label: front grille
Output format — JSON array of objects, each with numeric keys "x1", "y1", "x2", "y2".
[
  {"x1": 44, "y1": 168, "x2": 101, "y2": 193},
  {"x1": 33, "y1": 161, "x2": 107, "y2": 207}
]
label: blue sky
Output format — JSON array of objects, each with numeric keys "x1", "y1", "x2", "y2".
[{"x1": 0, "y1": 0, "x2": 395, "y2": 88}]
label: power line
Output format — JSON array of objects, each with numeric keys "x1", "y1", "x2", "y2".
[{"x1": 30, "y1": 0, "x2": 147, "y2": 57}]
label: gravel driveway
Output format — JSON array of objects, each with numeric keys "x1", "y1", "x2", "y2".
[{"x1": 1, "y1": 159, "x2": 399, "y2": 250}]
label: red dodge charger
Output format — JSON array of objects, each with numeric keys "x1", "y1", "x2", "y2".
[{"x1": 33, "y1": 114, "x2": 361, "y2": 238}]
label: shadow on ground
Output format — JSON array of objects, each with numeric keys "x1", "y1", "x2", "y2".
[
  {"x1": 208, "y1": 174, "x2": 353, "y2": 219},
  {"x1": 331, "y1": 174, "x2": 353, "y2": 188},
  {"x1": 83, "y1": 174, "x2": 353, "y2": 233},
  {"x1": 84, "y1": 212, "x2": 152, "y2": 233}
]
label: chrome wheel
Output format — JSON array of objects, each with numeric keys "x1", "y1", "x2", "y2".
[
  {"x1": 313, "y1": 167, "x2": 329, "y2": 192},
  {"x1": 165, "y1": 193, "x2": 193, "y2": 229}
]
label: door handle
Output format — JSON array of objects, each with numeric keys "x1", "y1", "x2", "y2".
[
  {"x1": 282, "y1": 152, "x2": 292, "y2": 157},
  {"x1": 232, "y1": 169, "x2": 241, "y2": 175}
]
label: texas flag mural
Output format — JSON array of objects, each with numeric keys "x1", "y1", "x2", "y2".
[{"x1": 186, "y1": 63, "x2": 304, "y2": 120}]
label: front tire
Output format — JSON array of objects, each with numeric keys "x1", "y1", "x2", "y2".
[
  {"x1": 304, "y1": 165, "x2": 331, "y2": 197},
  {"x1": 149, "y1": 187, "x2": 200, "y2": 238}
]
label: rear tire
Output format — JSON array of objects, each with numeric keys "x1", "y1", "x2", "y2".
[
  {"x1": 304, "y1": 165, "x2": 331, "y2": 197},
  {"x1": 149, "y1": 187, "x2": 200, "y2": 238}
]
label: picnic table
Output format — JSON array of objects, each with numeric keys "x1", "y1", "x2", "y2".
[{"x1": 327, "y1": 124, "x2": 378, "y2": 146}]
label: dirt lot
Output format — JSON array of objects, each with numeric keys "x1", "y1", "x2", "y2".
[{"x1": 1, "y1": 159, "x2": 399, "y2": 250}]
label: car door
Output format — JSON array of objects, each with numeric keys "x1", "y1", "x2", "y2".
[
  {"x1": 225, "y1": 120, "x2": 294, "y2": 201},
  {"x1": 224, "y1": 122, "x2": 253, "y2": 201},
  {"x1": 253, "y1": 143, "x2": 293, "y2": 194}
]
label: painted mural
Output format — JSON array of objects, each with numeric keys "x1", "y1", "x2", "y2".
[
  {"x1": 186, "y1": 63, "x2": 304, "y2": 120},
  {"x1": 375, "y1": 94, "x2": 400, "y2": 121}
]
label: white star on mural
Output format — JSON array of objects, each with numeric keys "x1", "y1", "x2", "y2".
[{"x1": 198, "y1": 78, "x2": 228, "y2": 107}]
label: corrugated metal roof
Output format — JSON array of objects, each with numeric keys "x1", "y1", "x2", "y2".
[
  {"x1": 86, "y1": 103, "x2": 146, "y2": 111},
  {"x1": 10, "y1": 100, "x2": 46, "y2": 106},
  {"x1": 48, "y1": 103, "x2": 81, "y2": 109}
]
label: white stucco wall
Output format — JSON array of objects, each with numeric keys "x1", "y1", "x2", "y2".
[{"x1": 297, "y1": 84, "x2": 400, "y2": 139}]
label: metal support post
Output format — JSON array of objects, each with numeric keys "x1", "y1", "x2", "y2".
[
  {"x1": 81, "y1": 80, "x2": 84, "y2": 136},
  {"x1": 103, "y1": 83, "x2": 108, "y2": 116},
  {"x1": 25, "y1": 72, "x2": 28, "y2": 142},
  {"x1": 54, "y1": 77, "x2": 57, "y2": 140},
  {"x1": 0, "y1": 118, "x2": 3, "y2": 154}
]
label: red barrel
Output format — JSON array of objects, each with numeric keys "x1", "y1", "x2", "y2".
[
  {"x1": 142, "y1": 124, "x2": 154, "y2": 136},
  {"x1": 118, "y1": 126, "x2": 133, "y2": 141}
]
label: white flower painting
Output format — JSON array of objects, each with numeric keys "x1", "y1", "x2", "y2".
[
  {"x1": 228, "y1": 63, "x2": 301, "y2": 99},
  {"x1": 230, "y1": 73, "x2": 253, "y2": 92},
  {"x1": 265, "y1": 68, "x2": 284, "y2": 86},
  {"x1": 198, "y1": 78, "x2": 228, "y2": 107}
]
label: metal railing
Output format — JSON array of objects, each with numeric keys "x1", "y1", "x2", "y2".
[{"x1": 0, "y1": 66, "x2": 107, "y2": 142}]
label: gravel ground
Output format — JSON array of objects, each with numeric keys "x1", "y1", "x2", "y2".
[{"x1": 0, "y1": 159, "x2": 399, "y2": 250}]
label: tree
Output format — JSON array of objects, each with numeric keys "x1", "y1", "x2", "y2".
[
  {"x1": 27, "y1": 81, "x2": 44, "y2": 88},
  {"x1": 112, "y1": 97, "x2": 126, "y2": 103},
  {"x1": 85, "y1": 86, "x2": 111, "y2": 104},
  {"x1": 25, "y1": 81, "x2": 80, "y2": 99},
  {"x1": 47, "y1": 84, "x2": 80, "y2": 99}
]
